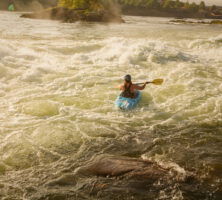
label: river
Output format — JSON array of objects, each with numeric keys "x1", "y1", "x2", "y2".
[{"x1": 0, "y1": 11, "x2": 222, "y2": 200}]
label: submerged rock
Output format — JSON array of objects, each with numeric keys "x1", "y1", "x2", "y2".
[
  {"x1": 20, "y1": 7, "x2": 124, "y2": 23},
  {"x1": 75, "y1": 155, "x2": 212, "y2": 199},
  {"x1": 77, "y1": 155, "x2": 167, "y2": 177}
]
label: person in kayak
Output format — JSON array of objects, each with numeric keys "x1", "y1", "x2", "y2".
[{"x1": 119, "y1": 74, "x2": 147, "y2": 98}]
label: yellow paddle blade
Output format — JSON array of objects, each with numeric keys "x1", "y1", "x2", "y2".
[{"x1": 151, "y1": 79, "x2": 164, "y2": 85}]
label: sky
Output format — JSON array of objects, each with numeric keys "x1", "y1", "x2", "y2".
[{"x1": 181, "y1": 0, "x2": 222, "y2": 6}]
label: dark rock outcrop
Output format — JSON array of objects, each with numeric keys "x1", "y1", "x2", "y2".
[
  {"x1": 77, "y1": 156, "x2": 213, "y2": 199},
  {"x1": 76, "y1": 155, "x2": 168, "y2": 177},
  {"x1": 43, "y1": 155, "x2": 213, "y2": 200},
  {"x1": 20, "y1": 7, "x2": 124, "y2": 23}
]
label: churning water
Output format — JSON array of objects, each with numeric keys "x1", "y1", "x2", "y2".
[{"x1": 0, "y1": 11, "x2": 221, "y2": 199}]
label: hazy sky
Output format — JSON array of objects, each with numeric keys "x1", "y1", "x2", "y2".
[{"x1": 181, "y1": 0, "x2": 222, "y2": 6}]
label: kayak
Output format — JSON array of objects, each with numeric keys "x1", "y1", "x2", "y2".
[{"x1": 115, "y1": 91, "x2": 141, "y2": 110}]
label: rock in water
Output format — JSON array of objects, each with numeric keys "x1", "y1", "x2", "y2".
[
  {"x1": 71, "y1": 155, "x2": 212, "y2": 199},
  {"x1": 77, "y1": 155, "x2": 164, "y2": 177},
  {"x1": 20, "y1": 7, "x2": 124, "y2": 23}
]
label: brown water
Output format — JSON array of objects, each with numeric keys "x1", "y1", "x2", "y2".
[{"x1": 0, "y1": 12, "x2": 222, "y2": 199}]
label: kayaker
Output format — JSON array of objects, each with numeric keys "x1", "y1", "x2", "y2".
[{"x1": 119, "y1": 74, "x2": 147, "y2": 98}]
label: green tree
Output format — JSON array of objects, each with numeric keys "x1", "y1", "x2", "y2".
[
  {"x1": 210, "y1": 5, "x2": 217, "y2": 11},
  {"x1": 174, "y1": 0, "x2": 181, "y2": 9},
  {"x1": 199, "y1": 1, "x2": 205, "y2": 10},
  {"x1": 184, "y1": 2, "x2": 189, "y2": 9},
  {"x1": 189, "y1": 2, "x2": 198, "y2": 12},
  {"x1": 146, "y1": 0, "x2": 160, "y2": 9},
  {"x1": 162, "y1": 0, "x2": 174, "y2": 10},
  {"x1": 58, "y1": 0, "x2": 103, "y2": 10}
]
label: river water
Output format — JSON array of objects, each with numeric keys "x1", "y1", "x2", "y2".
[{"x1": 0, "y1": 11, "x2": 222, "y2": 199}]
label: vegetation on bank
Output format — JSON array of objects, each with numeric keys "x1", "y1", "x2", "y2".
[
  {"x1": 4, "y1": 0, "x2": 222, "y2": 18},
  {"x1": 117, "y1": 0, "x2": 222, "y2": 18},
  {"x1": 118, "y1": 0, "x2": 209, "y2": 11},
  {"x1": 20, "y1": 0, "x2": 123, "y2": 23},
  {"x1": 58, "y1": 0, "x2": 102, "y2": 10},
  {"x1": 6, "y1": 0, "x2": 222, "y2": 22},
  {"x1": 57, "y1": 0, "x2": 222, "y2": 14},
  {"x1": 58, "y1": 0, "x2": 120, "y2": 12}
]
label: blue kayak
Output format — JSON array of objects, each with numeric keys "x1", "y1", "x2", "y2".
[{"x1": 115, "y1": 91, "x2": 141, "y2": 110}]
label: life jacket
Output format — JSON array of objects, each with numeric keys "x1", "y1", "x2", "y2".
[{"x1": 120, "y1": 83, "x2": 135, "y2": 98}]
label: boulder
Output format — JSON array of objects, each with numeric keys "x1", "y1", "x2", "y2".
[{"x1": 63, "y1": 155, "x2": 211, "y2": 199}]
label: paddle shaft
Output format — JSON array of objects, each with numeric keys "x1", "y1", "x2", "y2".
[
  {"x1": 136, "y1": 81, "x2": 151, "y2": 85},
  {"x1": 135, "y1": 79, "x2": 163, "y2": 85}
]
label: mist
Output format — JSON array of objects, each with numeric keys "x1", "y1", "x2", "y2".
[
  {"x1": 0, "y1": 0, "x2": 57, "y2": 11},
  {"x1": 14, "y1": 1, "x2": 44, "y2": 11}
]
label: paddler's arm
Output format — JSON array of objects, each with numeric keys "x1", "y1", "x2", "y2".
[
  {"x1": 116, "y1": 85, "x2": 124, "y2": 90},
  {"x1": 133, "y1": 82, "x2": 147, "y2": 90}
]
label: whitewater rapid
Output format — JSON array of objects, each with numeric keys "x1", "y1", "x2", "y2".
[{"x1": 0, "y1": 11, "x2": 222, "y2": 199}]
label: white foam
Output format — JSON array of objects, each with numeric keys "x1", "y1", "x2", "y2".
[
  {"x1": 0, "y1": 43, "x2": 13, "y2": 59},
  {"x1": 142, "y1": 154, "x2": 186, "y2": 177},
  {"x1": 0, "y1": 14, "x2": 221, "y2": 181}
]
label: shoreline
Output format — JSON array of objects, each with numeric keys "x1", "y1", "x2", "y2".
[
  {"x1": 3, "y1": 9, "x2": 222, "y2": 25},
  {"x1": 121, "y1": 7, "x2": 222, "y2": 20}
]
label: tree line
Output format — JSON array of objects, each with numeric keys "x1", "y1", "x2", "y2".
[
  {"x1": 3, "y1": 0, "x2": 220, "y2": 14},
  {"x1": 58, "y1": 0, "x2": 220, "y2": 13},
  {"x1": 117, "y1": 0, "x2": 219, "y2": 12}
]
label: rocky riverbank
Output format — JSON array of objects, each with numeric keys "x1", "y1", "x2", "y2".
[
  {"x1": 122, "y1": 7, "x2": 222, "y2": 20},
  {"x1": 21, "y1": 7, "x2": 124, "y2": 23}
]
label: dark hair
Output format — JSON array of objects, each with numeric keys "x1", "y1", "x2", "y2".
[
  {"x1": 124, "y1": 74, "x2": 131, "y2": 83},
  {"x1": 124, "y1": 77, "x2": 132, "y2": 90}
]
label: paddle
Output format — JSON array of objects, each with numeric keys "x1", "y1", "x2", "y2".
[{"x1": 136, "y1": 78, "x2": 164, "y2": 85}]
